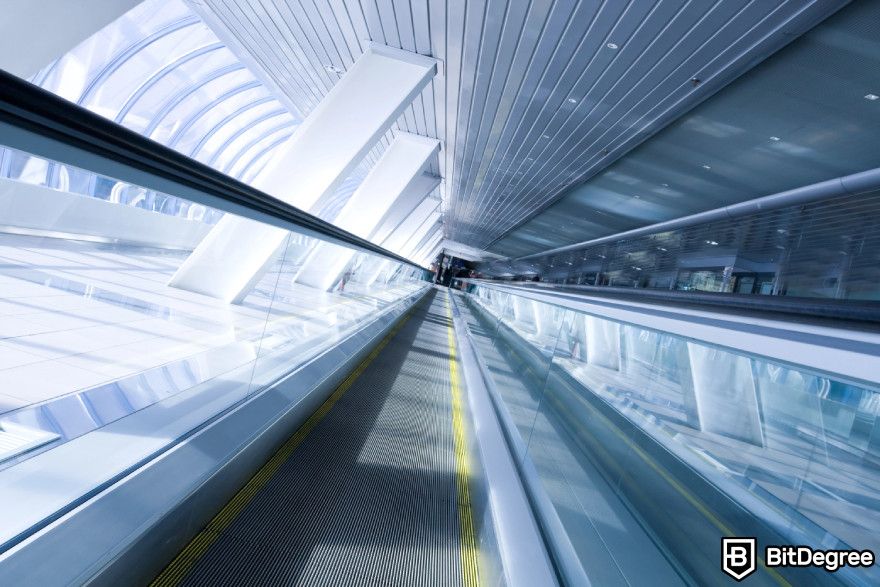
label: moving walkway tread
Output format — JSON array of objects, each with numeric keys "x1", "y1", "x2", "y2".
[{"x1": 153, "y1": 288, "x2": 474, "y2": 587}]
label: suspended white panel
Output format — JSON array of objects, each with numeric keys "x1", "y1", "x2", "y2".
[
  {"x1": 168, "y1": 46, "x2": 438, "y2": 302},
  {"x1": 295, "y1": 132, "x2": 440, "y2": 290}
]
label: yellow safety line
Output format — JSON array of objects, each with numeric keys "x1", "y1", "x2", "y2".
[
  {"x1": 445, "y1": 292, "x2": 481, "y2": 587},
  {"x1": 150, "y1": 308, "x2": 415, "y2": 587}
]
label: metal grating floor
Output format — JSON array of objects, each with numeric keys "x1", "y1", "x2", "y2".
[{"x1": 166, "y1": 288, "x2": 468, "y2": 586}]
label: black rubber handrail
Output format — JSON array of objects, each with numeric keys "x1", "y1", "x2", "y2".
[{"x1": 0, "y1": 69, "x2": 424, "y2": 270}]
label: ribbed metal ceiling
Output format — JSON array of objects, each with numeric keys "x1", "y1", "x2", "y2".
[
  {"x1": 192, "y1": 0, "x2": 850, "y2": 258},
  {"x1": 490, "y1": 0, "x2": 880, "y2": 258},
  {"x1": 190, "y1": 0, "x2": 441, "y2": 179}
]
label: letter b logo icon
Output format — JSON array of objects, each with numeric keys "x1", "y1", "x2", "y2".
[{"x1": 722, "y1": 537, "x2": 757, "y2": 581}]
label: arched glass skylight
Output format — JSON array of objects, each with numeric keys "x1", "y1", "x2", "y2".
[
  {"x1": 33, "y1": 0, "x2": 299, "y2": 177},
  {"x1": 0, "y1": 0, "x2": 374, "y2": 225},
  {"x1": 0, "y1": 0, "x2": 300, "y2": 223}
]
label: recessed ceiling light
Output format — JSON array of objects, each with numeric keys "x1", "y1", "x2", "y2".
[
  {"x1": 769, "y1": 136, "x2": 781, "y2": 141},
  {"x1": 865, "y1": 94, "x2": 879, "y2": 101},
  {"x1": 606, "y1": 42, "x2": 619, "y2": 49},
  {"x1": 701, "y1": 164, "x2": 711, "y2": 170},
  {"x1": 567, "y1": 97, "x2": 578, "y2": 104}
]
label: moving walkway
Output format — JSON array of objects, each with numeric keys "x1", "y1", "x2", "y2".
[
  {"x1": 1, "y1": 6, "x2": 879, "y2": 583},
  {"x1": 154, "y1": 289, "x2": 477, "y2": 587}
]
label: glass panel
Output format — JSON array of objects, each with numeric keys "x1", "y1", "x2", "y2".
[
  {"x1": 0, "y1": 146, "x2": 223, "y2": 223},
  {"x1": 0, "y1": 144, "x2": 429, "y2": 551},
  {"x1": 481, "y1": 189, "x2": 880, "y2": 301},
  {"x1": 458, "y1": 283, "x2": 880, "y2": 586}
]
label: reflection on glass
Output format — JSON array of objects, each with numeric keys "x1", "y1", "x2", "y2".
[
  {"x1": 0, "y1": 146, "x2": 427, "y2": 479},
  {"x1": 458, "y1": 283, "x2": 880, "y2": 586}
]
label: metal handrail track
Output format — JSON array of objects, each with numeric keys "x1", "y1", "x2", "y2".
[{"x1": 0, "y1": 69, "x2": 423, "y2": 270}]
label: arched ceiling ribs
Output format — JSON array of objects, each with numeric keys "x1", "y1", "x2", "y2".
[
  {"x1": 206, "y1": 108, "x2": 288, "y2": 167},
  {"x1": 222, "y1": 121, "x2": 296, "y2": 176},
  {"x1": 142, "y1": 63, "x2": 246, "y2": 138},
  {"x1": 114, "y1": 43, "x2": 225, "y2": 124},
  {"x1": 185, "y1": 94, "x2": 275, "y2": 158},
  {"x1": 238, "y1": 132, "x2": 294, "y2": 182},
  {"x1": 77, "y1": 16, "x2": 200, "y2": 106},
  {"x1": 169, "y1": 80, "x2": 262, "y2": 149}
]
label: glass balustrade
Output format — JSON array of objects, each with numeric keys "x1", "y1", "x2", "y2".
[
  {"x1": 453, "y1": 281, "x2": 880, "y2": 586},
  {"x1": 0, "y1": 143, "x2": 429, "y2": 550}
]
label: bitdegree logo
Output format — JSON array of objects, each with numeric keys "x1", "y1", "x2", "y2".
[
  {"x1": 722, "y1": 537, "x2": 875, "y2": 581},
  {"x1": 765, "y1": 545, "x2": 874, "y2": 573},
  {"x1": 722, "y1": 538, "x2": 757, "y2": 581}
]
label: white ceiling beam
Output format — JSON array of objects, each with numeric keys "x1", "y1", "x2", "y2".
[
  {"x1": 382, "y1": 197, "x2": 440, "y2": 255},
  {"x1": 440, "y1": 239, "x2": 505, "y2": 262},
  {"x1": 371, "y1": 174, "x2": 441, "y2": 246},
  {"x1": 294, "y1": 133, "x2": 441, "y2": 290},
  {"x1": 413, "y1": 231, "x2": 444, "y2": 265},
  {"x1": 168, "y1": 45, "x2": 438, "y2": 302}
]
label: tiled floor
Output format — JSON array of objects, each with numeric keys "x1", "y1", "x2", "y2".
[{"x1": 0, "y1": 234, "x2": 419, "y2": 415}]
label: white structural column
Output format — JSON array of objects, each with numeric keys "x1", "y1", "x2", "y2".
[
  {"x1": 384, "y1": 198, "x2": 440, "y2": 256},
  {"x1": 412, "y1": 228, "x2": 444, "y2": 264},
  {"x1": 585, "y1": 316, "x2": 621, "y2": 370},
  {"x1": 0, "y1": 0, "x2": 143, "y2": 79},
  {"x1": 407, "y1": 220, "x2": 443, "y2": 261},
  {"x1": 295, "y1": 133, "x2": 441, "y2": 290},
  {"x1": 370, "y1": 175, "x2": 441, "y2": 245},
  {"x1": 364, "y1": 196, "x2": 440, "y2": 285},
  {"x1": 399, "y1": 214, "x2": 442, "y2": 259},
  {"x1": 169, "y1": 45, "x2": 438, "y2": 302},
  {"x1": 687, "y1": 343, "x2": 765, "y2": 446},
  {"x1": 417, "y1": 235, "x2": 444, "y2": 266}
]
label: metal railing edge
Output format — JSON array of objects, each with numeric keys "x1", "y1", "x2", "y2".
[{"x1": 0, "y1": 69, "x2": 425, "y2": 271}]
